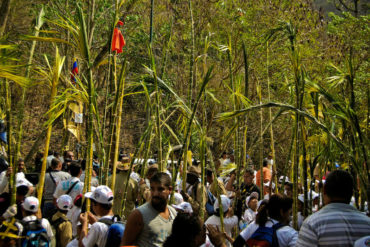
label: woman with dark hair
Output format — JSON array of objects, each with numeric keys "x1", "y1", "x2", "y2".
[
  {"x1": 163, "y1": 213, "x2": 206, "y2": 247},
  {"x1": 233, "y1": 194, "x2": 298, "y2": 247}
]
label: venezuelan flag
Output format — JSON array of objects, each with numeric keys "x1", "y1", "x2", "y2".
[{"x1": 71, "y1": 59, "x2": 78, "y2": 82}]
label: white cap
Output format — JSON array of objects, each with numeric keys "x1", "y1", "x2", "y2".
[
  {"x1": 279, "y1": 176, "x2": 290, "y2": 183},
  {"x1": 173, "y1": 193, "x2": 184, "y2": 205},
  {"x1": 264, "y1": 181, "x2": 275, "y2": 190},
  {"x1": 85, "y1": 185, "x2": 113, "y2": 205},
  {"x1": 16, "y1": 179, "x2": 30, "y2": 188},
  {"x1": 57, "y1": 195, "x2": 73, "y2": 210},
  {"x1": 22, "y1": 196, "x2": 39, "y2": 213},
  {"x1": 172, "y1": 202, "x2": 193, "y2": 214},
  {"x1": 214, "y1": 195, "x2": 230, "y2": 213},
  {"x1": 245, "y1": 192, "x2": 259, "y2": 207},
  {"x1": 354, "y1": 236, "x2": 370, "y2": 247},
  {"x1": 298, "y1": 191, "x2": 319, "y2": 203}
]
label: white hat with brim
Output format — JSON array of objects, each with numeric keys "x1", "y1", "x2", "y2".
[
  {"x1": 85, "y1": 185, "x2": 113, "y2": 205},
  {"x1": 57, "y1": 195, "x2": 73, "y2": 211},
  {"x1": 22, "y1": 196, "x2": 39, "y2": 213},
  {"x1": 172, "y1": 202, "x2": 193, "y2": 214},
  {"x1": 214, "y1": 195, "x2": 230, "y2": 213}
]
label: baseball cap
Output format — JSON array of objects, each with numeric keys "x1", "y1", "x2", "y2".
[
  {"x1": 172, "y1": 192, "x2": 184, "y2": 205},
  {"x1": 57, "y1": 195, "x2": 73, "y2": 210},
  {"x1": 85, "y1": 185, "x2": 113, "y2": 205},
  {"x1": 22, "y1": 196, "x2": 39, "y2": 213},
  {"x1": 245, "y1": 192, "x2": 259, "y2": 207},
  {"x1": 354, "y1": 236, "x2": 370, "y2": 247},
  {"x1": 214, "y1": 195, "x2": 230, "y2": 213},
  {"x1": 172, "y1": 202, "x2": 193, "y2": 214},
  {"x1": 264, "y1": 181, "x2": 275, "y2": 190}
]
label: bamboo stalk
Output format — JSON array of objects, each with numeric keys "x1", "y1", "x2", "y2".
[
  {"x1": 5, "y1": 79, "x2": 16, "y2": 204},
  {"x1": 266, "y1": 42, "x2": 278, "y2": 194},
  {"x1": 187, "y1": 0, "x2": 195, "y2": 104},
  {"x1": 77, "y1": 4, "x2": 94, "y2": 213},
  {"x1": 110, "y1": 60, "x2": 127, "y2": 193},
  {"x1": 37, "y1": 48, "x2": 65, "y2": 203}
]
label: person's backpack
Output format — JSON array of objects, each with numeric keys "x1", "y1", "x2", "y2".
[
  {"x1": 51, "y1": 217, "x2": 69, "y2": 247},
  {"x1": 98, "y1": 215, "x2": 125, "y2": 247},
  {"x1": 206, "y1": 190, "x2": 216, "y2": 215},
  {"x1": 20, "y1": 219, "x2": 50, "y2": 247},
  {"x1": 245, "y1": 222, "x2": 283, "y2": 247}
]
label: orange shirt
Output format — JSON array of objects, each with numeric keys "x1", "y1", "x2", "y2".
[{"x1": 256, "y1": 167, "x2": 272, "y2": 188}]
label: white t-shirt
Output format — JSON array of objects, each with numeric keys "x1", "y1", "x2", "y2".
[
  {"x1": 0, "y1": 171, "x2": 33, "y2": 194},
  {"x1": 66, "y1": 238, "x2": 79, "y2": 247},
  {"x1": 79, "y1": 171, "x2": 99, "y2": 187},
  {"x1": 82, "y1": 215, "x2": 115, "y2": 247},
  {"x1": 53, "y1": 177, "x2": 84, "y2": 201},
  {"x1": 205, "y1": 215, "x2": 238, "y2": 247},
  {"x1": 66, "y1": 205, "x2": 81, "y2": 237},
  {"x1": 243, "y1": 208, "x2": 257, "y2": 224},
  {"x1": 240, "y1": 219, "x2": 298, "y2": 247},
  {"x1": 21, "y1": 215, "x2": 54, "y2": 240}
]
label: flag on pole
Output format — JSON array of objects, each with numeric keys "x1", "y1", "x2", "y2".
[
  {"x1": 71, "y1": 59, "x2": 78, "y2": 83},
  {"x1": 112, "y1": 21, "x2": 126, "y2": 54}
]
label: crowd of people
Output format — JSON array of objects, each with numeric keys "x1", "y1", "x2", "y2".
[{"x1": 0, "y1": 149, "x2": 369, "y2": 247}]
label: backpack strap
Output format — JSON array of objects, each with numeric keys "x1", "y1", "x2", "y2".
[
  {"x1": 49, "y1": 171, "x2": 56, "y2": 185},
  {"x1": 66, "y1": 180, "x2": 79, "y2": 195},
  {"x1": 272, "y1": 223, "x2": 284, "y2": 247},
  {"x1": 51, "y1": 217, "x2": 68, "y2": 228},
  {"x1": 98, "y1": 215, "x2": 117, "y2": 226}
]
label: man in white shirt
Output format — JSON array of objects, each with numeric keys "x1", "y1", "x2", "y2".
[
  {"x1": 0, "y1": 159, "x2": 33, "y2": 194},
  {"x1": 79, "y1": 186, "x2": 115, "y2": 247},
  {"x1": 19, "y1": 196, "x2": 54, "y2": 241},
  {"x1": 53, "y1": 162, "x2": 83, "y2": 202}
]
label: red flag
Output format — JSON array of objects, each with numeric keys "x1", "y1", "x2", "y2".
[
  {"x1": 71, "y1": 59, "x2": 78, "y2": 83},
  {"x1": 112, "y1": 28, "x2": 125, "y2": 54}
]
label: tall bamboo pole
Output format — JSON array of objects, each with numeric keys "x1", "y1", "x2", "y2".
[
  {"x1": 37, "y1": 48, "x2": 65, "y2": 203},
  {"x1": 110, "y1": 61, "x2": 127, "y2": 193},
  {"x1": 187, "y1": 0, "x2": 195, "y2": 104},
  {"x1": 5, "y1": 79, "x2": 16, "y2": 204},
  {"x1": 266, "y1": 42, "x2": 278, "y2": 193},
  {"x1": 77, "y1": 4, "x2": 94, "y2": 213}
]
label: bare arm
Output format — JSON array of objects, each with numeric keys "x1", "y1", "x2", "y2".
[
  {"x1": 225, "y1": 173, "x2": 236, "y2": 191},
  {"x1": 121, "y1": 209, "x2": 144, "y2": 246}
]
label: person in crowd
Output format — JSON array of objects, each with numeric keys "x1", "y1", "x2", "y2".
[
  {"x1": 0, "y1": 179, "x2": 30, "y2": 221},
  {"x1": 67, "y1": 194, "x2": 83, "y2": 238},
  {"x1": 181, "y1": 165, "x2": 207, "y2": 216},
  {"x1": 51, "y1": 194, "x2": 73, "y2": 247},
  {"x1": 43, "y1": 158, "x2": 71, "y2": 220},
  {"x1": 54, "y1": 162, "x2": 83, "y2": 201},
  {"x1": 139, "y1": 163, "x2": 158, "y2": 202},
  {"x1": 263, "y1": 181, "x2": 275, "y2": 200},
  {"x1": 233, "y1": 194, "x2": 298, "y2": 247},
  {"x1": 20, "y1": 196, "x2": 54, "y2": 242},
  {"x1": 62, "y1": 150, "x2": 75, "y2": 171},
  {"x1": 255, "y1": 159, "x2": 272, "y2": 189},
  {"x1": 205, "y1": 195, "x2": 238, "y2": 247},
  {"x1": 243, "y1": 192, "x2": 259, "y2": 225},
  {"x1": 79, "y1": 160, "x2": 99, "y2": 187},
  {"x1": 163, "y1": 213, "x2": 206, "y2": 247},
  {"x1": 297, "y1": 170, "x2": 370, "y2": 246},
  {"x1": 207, "y1": 168, "x2": 227, "y2": 196},
  {"x1": 0, "y1": 159, "x2": 33, "y2": 194},
  {"x1": 226, "y1": 168, "x2": 260, "y2": 219},
  {"x1": 108, "y1": 158, "x2": 139, "y2": 220},
  {"x1": 46, "y1": 150, "x2": 55, "y2": 170},
  {"x1": 121, "y1": 172, "x2": 177, "y2": 246},
  {"x1": 284, "y1": 182, "x2": 293, "y2": 198},
  {"x1": 79, "y1": 185, "x2": 115, "y2": 247}
]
